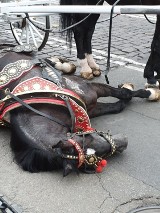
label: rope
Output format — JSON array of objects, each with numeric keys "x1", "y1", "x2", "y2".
[{"x1": 27, "y1": 0, "x2": 104, "y2": 34}]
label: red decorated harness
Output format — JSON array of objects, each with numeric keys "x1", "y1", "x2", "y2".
[{"x1": 0, "y1": 76, "x2": 93, "y2": 133}]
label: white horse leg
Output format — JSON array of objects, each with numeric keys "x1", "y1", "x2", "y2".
[
  {"x1": 47, "y1": 57, "x2": 76, "y2": 74},
  {"x1": 77, "y1": 58, "x2": 94, "y2": 80},
  {"x1": 85, "y1": 54, "x2": 101, "y2": 77}
]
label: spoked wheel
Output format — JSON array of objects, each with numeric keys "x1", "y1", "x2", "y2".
[{"x1": 10, "y1": 15, "x2": 50, "y2": 51}]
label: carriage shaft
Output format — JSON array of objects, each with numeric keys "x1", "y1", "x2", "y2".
[{"x1": 1, "y1": 5, "x2": 160, "y2": 15}]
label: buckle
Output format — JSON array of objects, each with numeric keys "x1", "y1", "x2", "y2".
[{"x1": 0, "y1": 88, "x2": 11, "y2": 103}]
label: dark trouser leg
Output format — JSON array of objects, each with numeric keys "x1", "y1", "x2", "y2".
[{"x1": 144, "y1": 15, "x2": 160, "y2": 85}]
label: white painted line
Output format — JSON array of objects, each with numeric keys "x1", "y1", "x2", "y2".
[
  {"x1": 125, "y1": 65, "x2": 144, "y2": 72},
  {"x1": 123, "y1": 14, "x2": 156, "y2": 21}
]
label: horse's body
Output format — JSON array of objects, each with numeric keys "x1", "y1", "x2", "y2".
[
  {"x1": 0, "y1": 50, "x2": 156, "y2": 176},
  {"x1": 60, "y1": 0, "x2": 160, "y2": 87}
]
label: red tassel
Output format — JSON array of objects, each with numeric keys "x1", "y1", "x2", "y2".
[
  {"x1": 97, "y1": 160, "x2": 107, "y2": 167},
  {"x1": 96, "y1": 166, "x2": 103, "y2": 173},
  {"x1": 101, "y1": 160, "x2": 107, "y2": 167}
]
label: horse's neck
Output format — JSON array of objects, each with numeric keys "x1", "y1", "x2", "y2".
[
  {"x1": 11, "y1": 105, "x2": 71, "y2": 149},
  {"x1": 37, "y1": 105, "x2": 72, "y2": 131}
]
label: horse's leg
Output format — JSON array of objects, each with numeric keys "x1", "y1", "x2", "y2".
[
  {"x1": 88, "y1": 83, "x2": 133, "y2": 117},
  {"x1": 91, "y1": 82, "x2": 160, "y2": 100},
  {"x1": 84, "y1": 26, "x2": 101, "y2": 77},
  {"x1": 88, "y1": 100, "x2": 129, "y2": 118},
  {"x1": 144, "y1": 15, "x2": 160, "y2": 88},
  {"x1": 88, "y1": 82, "x2": 159, "y2": 117},
  {"x1": 73, "y1": 25, "x2": 93, "y2": 80}
]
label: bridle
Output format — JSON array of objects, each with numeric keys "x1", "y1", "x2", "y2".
[
  {"x1": 0, "y1": 45, "x2": 117, "y2": 172},
  {"x1": 62, "y1": 130, "x2": 116, "y2": 173}
]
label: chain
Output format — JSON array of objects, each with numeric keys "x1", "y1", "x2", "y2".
[
  {"x1": 28, "y1": 14, "x2": 120, "y2": 34},
  {"x1": 0, "y1": 197, "x2": 22, "y2": 213},
  {"x1": 27, "y1": 0, "x2": 104, "y2": 34}
]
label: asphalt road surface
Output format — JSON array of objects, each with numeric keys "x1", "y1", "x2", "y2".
[{"x1": 0, "y1": 4, "x2": 160, "y2": 213}]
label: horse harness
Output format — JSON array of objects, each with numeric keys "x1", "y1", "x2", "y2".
[{"x1": 0, "y1": 47, "x2": 116, "y2": 172}]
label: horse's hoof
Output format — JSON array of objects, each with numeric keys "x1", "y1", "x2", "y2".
[
  {"x1": 120, "y1": 83, "x2": 134, "y2": 91},
  {"x1": 61, "y1": 62, "x2": 76, "y2": 74},
  {"x1": 146, "y1": 88, "x2": 160, "y2": 101},
  {"x1": 81, "y1": 72, "x2": 94, "y2": 80},
  {"x1": 48, "y1": 56, "x2": 60, "y2": 63},
  {"x1": 145, "y1": 81, "x2": 159, "y2": 89},
  {"x1": 55, "y1": 61, "x2": 63, "y2": 71},
  {"x1": 58, "y1": 57, "x2": 70, "y2": 63},
  {"x1": 92, "y1": 68, "x2": 101, "y2": 77},
  {"x1": 112, "y1": 133, "x2": 128, "y2": 154}
]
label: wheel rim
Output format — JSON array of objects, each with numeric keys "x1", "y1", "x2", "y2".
[{"x1": 10, "y1": 15, "x2": 50, "y2": 51}]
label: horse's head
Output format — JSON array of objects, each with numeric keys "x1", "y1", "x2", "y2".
[{"x1": 55, "y1": 130, "x2": 128, "y2": 176}]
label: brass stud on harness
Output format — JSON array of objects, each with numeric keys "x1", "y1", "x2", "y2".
[{"x1": 77, "y1": 116, "x2": 84, "y2": 123}]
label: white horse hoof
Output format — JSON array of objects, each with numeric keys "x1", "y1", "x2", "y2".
[
  {"x1": 54, "y1": 61, "x2": 63, "y2": 71},
  {"x1": 81, "y1": 71, "x2": 94, "y2": 80},
  {"x1": 146, "y1": 88, "x2": 160, "y2": 101},
  {"x1": 61, "y1": 62, "x2": 76, "y2": 74},
  {"x1": 92, "y1": 68, "x2": 101, "y2": 77},
  {"x1": 121, "y1": 83, "x2": 134, "y2": 91},
  {"x1": 48, "y1": 57, "x2": 60, "y2": 63},
  {"x1": 145, "y1": 81, "x2": 159, "y2": 89}
]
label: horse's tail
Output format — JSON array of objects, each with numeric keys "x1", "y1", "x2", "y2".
[{"x1": 60, "y1": 0, "x2": 73, "y2": 49}]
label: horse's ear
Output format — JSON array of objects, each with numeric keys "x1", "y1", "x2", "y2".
[
  {"x1": 57, "y1": 140, "x2": 73, "y2": 149},
  {"x1": 63, "y1": 159, "x2": 73, "y2": 177},
  {"x1": 63, "y1": 159, "x2": 78, "y2": 177}
]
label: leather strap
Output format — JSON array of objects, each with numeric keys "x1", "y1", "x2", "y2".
[{"x1": 5, "y1": 90, "x2": 70, "y2": 129}]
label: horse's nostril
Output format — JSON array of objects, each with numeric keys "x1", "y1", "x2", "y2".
[{"x1": 112, "y1": 134, "x2": 128, "y2": 153}]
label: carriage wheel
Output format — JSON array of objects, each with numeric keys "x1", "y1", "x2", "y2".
[{"x1": 10, "y1": 15, "x2": 50, "y2": 51}]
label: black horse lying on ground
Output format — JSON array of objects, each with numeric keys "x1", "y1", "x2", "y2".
[
  {"x1": 0, "y1": 46, "x2": 159, "y2": 176},
  {"x1": 60, "y1": 0, "x2": 160, "y2": 88}
]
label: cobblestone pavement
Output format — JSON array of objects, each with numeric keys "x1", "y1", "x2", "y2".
[{"x1": 0, "y1": 2, "x2": 160, "y2": 213}]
